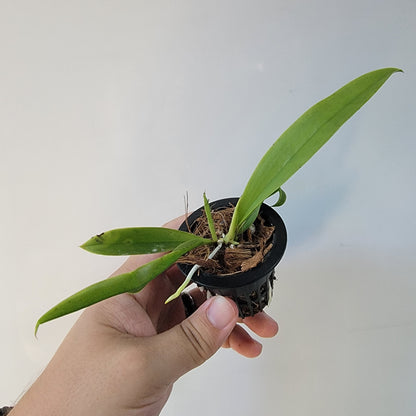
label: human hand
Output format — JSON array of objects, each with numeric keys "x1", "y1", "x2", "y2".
[{"x1": 11, "y1": 216, "x2": 278, "y2": 416}]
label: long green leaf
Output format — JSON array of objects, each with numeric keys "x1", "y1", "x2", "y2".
[
  {"x1": 226, "y1": 67, "x2": 401, "y2": 241},
  {"x1": 81, "y1": 227, "x2": 211, "y2": 255},
  {"x1": 35, "y1": 238, "x2": 208, "y2": 334},
  {"x1": 203, "y1": 193, "x2": 218, "y2": 242}
]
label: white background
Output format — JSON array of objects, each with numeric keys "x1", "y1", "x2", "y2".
[{"x1": 1, "y1": 1, "x2": 415, "y2": 415}]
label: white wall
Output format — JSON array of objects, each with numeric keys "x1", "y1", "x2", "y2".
[{"x1": 1, "y1": 1, "x2": 415, "y2": 415}]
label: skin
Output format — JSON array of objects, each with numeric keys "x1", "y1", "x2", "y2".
[{"x1": 11, "y1": 217, "x2": 278, "y2": 416}]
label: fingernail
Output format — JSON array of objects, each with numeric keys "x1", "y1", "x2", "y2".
[{"x1": 206, "y1": 296, "x2": 236, "y2": 329}]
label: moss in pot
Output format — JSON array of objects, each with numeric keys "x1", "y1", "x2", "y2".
[
  {"x1": 35, "y1": 68, "x2": 401, "y2": 334},
  {"x1": 177, "y1": 197, "x2": 287, "y2": 318}
]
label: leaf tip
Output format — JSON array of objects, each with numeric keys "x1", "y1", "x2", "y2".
[
  {"x1": 384, "y1": 67, "x2": 404, "y2": 76},
  {"x1": 272, "y1": 187, "x2": 287, "y2": 207},
  {"x1": 34, "y1": 321, "x2": 41, "y2": 338},
  {"x1": 80, "y1": 233, "x2": 105, "y2": 252}
]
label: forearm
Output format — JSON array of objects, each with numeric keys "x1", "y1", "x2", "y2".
[
  {"x1": 10, "y1": 317, "x2": 115, "y2": 416},
  {"x1": 9, "y1": 362, "x2": 83, "y2": 416}
]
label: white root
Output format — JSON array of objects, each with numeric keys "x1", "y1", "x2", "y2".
[{"x1": 165, "y1": 242, "x2": 223, "y2": 304}]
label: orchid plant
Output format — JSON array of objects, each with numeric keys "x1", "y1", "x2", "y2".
[{"x1": 35, "y1": 68, "x2": 401, "y2": 334}]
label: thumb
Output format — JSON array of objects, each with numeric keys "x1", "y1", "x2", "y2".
[{"x1": 151, "y1": 296, "x2": 238, "y2": 382}]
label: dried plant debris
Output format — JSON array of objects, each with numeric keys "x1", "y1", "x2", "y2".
[{"x1": 180, "y1": 206, "x2": 275, "y2": 275}]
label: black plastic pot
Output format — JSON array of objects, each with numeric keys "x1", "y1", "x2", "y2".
[{"x1": 178, "y1": 198, "x2": 287, "y2": 318}]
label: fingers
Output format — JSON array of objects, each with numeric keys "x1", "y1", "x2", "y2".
[
  {"x1": 184, "y1": 288, "x2": 278, "y2": 337},
  {"x1": 240, "y1": 312, "x2": 279, "y2": 338},
  {"x1": 223, "y1": 325, "x2": 263, "y2": 358},
  {"x1": 182, "y1": 290, "x2": 279, "y2": 358},
  {"x1": 147, "y1": 296, "x2": 238, "y2": 383},
  {"x1": 221, "y1": 313, "x2": 279, "y2": 358},
  {"x1": 162, "y1": 215, "x2": 187, "y2": 230}
]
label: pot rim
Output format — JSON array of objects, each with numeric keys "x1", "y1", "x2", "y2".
[{"x1": 178, "y1": 197, "x2": 287, "y2": 289}]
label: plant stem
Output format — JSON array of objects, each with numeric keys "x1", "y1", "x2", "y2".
[{"x1": 224, "y1": 214, "x2": 238, "y2": 244}]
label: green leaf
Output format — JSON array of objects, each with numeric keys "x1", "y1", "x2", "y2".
[
  {"x1": 81, "y1": 227, "x2": 211, "y2": 255},
  {"x1": 236, "y1": 188, "x2": 286, "y2": 234},
  {"x1": 237, "y1": 205, "x2": 260, "y2": 235},
  {"x1": 272, "y1": 188, "x2": 287, "y2": 207},
  {"x1": 203, "y1": 192, "x2": 218, "y2": 242},
  {"x1": 225, "y1": 67, "x2": 402, "y2": 241},
  {"x1": 35, "y1": 238, "x2": 209, "y2": 335}
]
